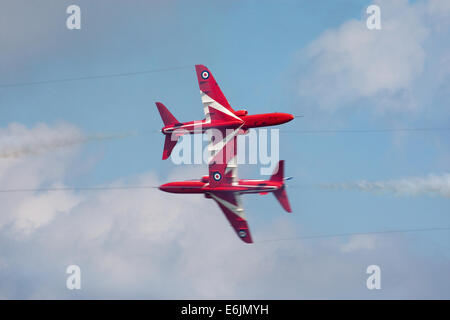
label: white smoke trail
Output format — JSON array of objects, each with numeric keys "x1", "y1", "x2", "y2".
[
  {"x1": 0, "y1": 123, "x2": 133, "y2": 159},
  {"x1": 322, "y1": 174, "x2": 450, "y2": 198}
]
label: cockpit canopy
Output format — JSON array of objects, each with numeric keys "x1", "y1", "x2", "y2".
[{"x1": 234, "y1": 109, "x2": 248, "y2": 117}]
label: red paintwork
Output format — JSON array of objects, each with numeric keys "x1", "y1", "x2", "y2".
[
  {"x1": 234, "y1": 109, "x2": 248, "y2": 117},
  {"x1": 240, "y1": 112, "x2": 294, "y2": 128},
  {"x1": 195, "y1": 64, "x2": 233, "y2": 111},
  {"x1": 159, "y1": 177, "x2": 286, "y2": 244},
  {"x1": 156, "y1": 64, "x2": 295, "y2": 242},
  {"x1": 156, "y1": 65, "x2": 294, "y2": 160},
  {"x1": 160, "y1": 160, "x2": 292, "y2": 243},
  {"x1": 161, "y1": 112, "x2": 294, "y2": 135},
  {"x1": 159, "y1": 178, "x2": 284, "y2": 194},
  {"x1": 157, "y1": 64, "x2": 294, "y2": 140},
  {"x1": 159, "y1": 178, "x2": 286, "y2": 244}
]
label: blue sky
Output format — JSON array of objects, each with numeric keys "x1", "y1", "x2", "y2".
[{"x1": 0, "y1": 0, "x2": 449, "y2": 299}]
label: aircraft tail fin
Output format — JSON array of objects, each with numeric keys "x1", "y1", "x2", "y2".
[
  {"x1": 270, "y1": 161, "x2": 292, "y2": 213},
  {"x1": 162, "y1": 135, "x2": 178, "y2": 160},
  {"x1": 156, "y1": 102, "x2": 178, "y2": 126}
]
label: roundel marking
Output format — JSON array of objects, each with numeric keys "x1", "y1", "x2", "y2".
[
  {"x1": 213, "y1": 172, "x2": 222, "y2": 181},
  {"x1": 239, "y1": 230, "x2": 247, "y2": 238},
  {"x1": 201, "y1": 70, "x2": 210, "y2": 79}
]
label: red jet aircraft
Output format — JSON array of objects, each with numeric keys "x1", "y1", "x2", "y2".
[
  {"x1": 156, "y1": 64, "x2": 294, "y2": 160},
  {"x1": 160, "y1": 159, "x2": 292, "y2": 243}
]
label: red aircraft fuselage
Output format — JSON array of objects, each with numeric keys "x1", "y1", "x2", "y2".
[
  {"x1": 159, "y1": 177, "x2": 284, "y2": 195},
  {"x1": 156, "y1": 64, "x2": 295, "y2": 160},
  {"x1": 159, "y1": 160, "x2": 292, "y2": 243},
  {"x1": 161, "y1": 112, "x2": 294, "y2": 135}
]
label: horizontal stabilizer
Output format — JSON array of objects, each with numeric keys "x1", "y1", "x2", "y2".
[
  {"x1": 156, "y1": 102, "x2": 178, "y2": 126},
  {"x1": 162, "y1": 135, "x2": 178, "y2": 160},
  {"x1": 273, "y1": 187, "x2": 292, "y2": 213},
  {"x1": 270, "y1": 160, "x2": 292, "y2": 212}
]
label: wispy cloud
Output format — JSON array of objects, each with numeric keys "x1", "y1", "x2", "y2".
[{"x1": 322, "y1": 174, "x2": 450, "y2": 198}]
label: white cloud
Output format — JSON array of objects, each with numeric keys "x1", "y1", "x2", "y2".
[
  {"x1": 340, "y1": 235, "x2": 377, "y2": 253},
  {"x1": 296, "y1": 0, "x2": 450, "y2": 114},
  {"x1": 0, "y1": 123, "x2": 87, "y2": 235},
  {"x1": 0, "y1": 122, "x2": 449, "y2": 299}
]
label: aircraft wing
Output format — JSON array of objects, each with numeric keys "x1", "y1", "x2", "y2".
[
  {"x1": 198, "y1": 73, "x2": 250, "y2": 242},
  {"x1": 206, "y1": 126, "x2": 242, "y2": 188},
  {"x1": 209, "y1": 191, "x2": 253, "y2": 243},
  {"x1": 195, "y1": 64, "x2": 242, "y2": 123},
  {"x1": 205, "y1": 118, "x2": 251, "y2": 242}
]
